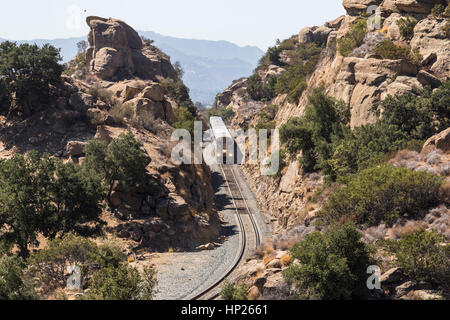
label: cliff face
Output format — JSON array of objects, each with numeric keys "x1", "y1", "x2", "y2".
[
  {"x1": 215, "y1": 0, "x2": 450, "y2": 233},
  {"x1": 86, "y1": 16, "x2": 177, "y2": 81},
  {"x1": 0, "y1": 16, "x2": 220, "y2": 251}
]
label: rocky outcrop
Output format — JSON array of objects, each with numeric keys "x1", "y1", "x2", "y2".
[
  {"x1": 214, "y1": 0, "x2": 450, "y2": 235},
  {"x1": 344, "y1": 0, "x2": 445, "y2": 15},
  {"x1": 423, "y1": 127, "x2": 450, "y2": 152},
  {"x1": 343, "y1": 0, "x2": 382, "y2": 16},
  {"x1": 86, "y1": 16, "x2": 177, "y2": 81},
  {"x1": 0, "y1": 16, "x2": 221, "y2": 253}
]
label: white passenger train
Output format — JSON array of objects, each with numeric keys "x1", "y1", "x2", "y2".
[{"x1": 209, "y1": 116, "x2": 238, "y2": 164}]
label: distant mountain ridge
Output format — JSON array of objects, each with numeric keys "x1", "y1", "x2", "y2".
[{"x1": 0, "y1": 32, "x2": 264, "y2": 105}]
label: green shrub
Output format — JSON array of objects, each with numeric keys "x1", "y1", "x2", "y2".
[
  {"x1": 375, "y1": 40, "x2": 412, "y2": 60},
  {"x1": 173, "y1": 106, "x2": 197, "y2": 135},
  {"x1": 374, "y1": 40, "x2": 423, "y2": 66},
  {"x1": 337, "y1": 16, "x2": 368, "y2": 57},
  {"x1": 384, "y1": 230, "x2": 449, "y2": 286},
  {"x1": 258, "y1": 45, "x2": 284, "y2": 67},
  {"x1": 383, "y1": 82, "x2": 450, "y2": 138},
  {"x1": 84, "y1": 132, "x2": 151, "y2": 210},
  {"x1": 328, "y1": 123, "x2": 409, "y2": 178},
  {"x1": 283, "y1": 224, "x2": 375, "y2": 300},
  {"x1": 63, "y1": 53, "x2": 87, "y2": 76},
  {"x1": 0, "y1": 152, "x2": 105, "y2": 258},
  {"x1": 28, "y1": 235, "x2": 140, "y2": 297},
  {"x1": 85, "y1": 265, "x2": 157, "y2": 300},
  {"x1": 0, "y1": 255, "x2": 37, "y2": 300},
  {"x1": 279, "y1": 88, "x2": 349, "y2": 172},
  {"x1": 274, "y1": 43, "x2": 322, "y2": 103},
  {"x1": 161, "y1": 79, "x2": 196, "y2": 115},
  {"x1": 317, "y1": 166, "x2": 443, "y2": 227},
  {"x1": 259, "y1": 104, "x2": 278, "y2": 122},
  {"x1": 0, "y1": 41, "x2": 63, "y2": 116},
  {"x1": 220, "y1": 282, "x2": 248, "y2": 300},
  {"x1": 396, "y1": 16, "x2": 418, "y2": 39},
  {"x1": 207, "y1": 106, "x2": 235, "y2": 123},
  {"x1": 290, "y1": 42, "x2": 323, "y2": 62},
  {"x1": 246, "y1": 74, "x2": 277, "y2": 101}
]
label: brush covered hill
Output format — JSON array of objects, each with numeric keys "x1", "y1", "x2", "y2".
[
  {"x1": 0, "y1": 16, "x2": 221, "y2": 267},
  {"x1": 214, "y1": 0, "x2": 450, "y2": 300}
]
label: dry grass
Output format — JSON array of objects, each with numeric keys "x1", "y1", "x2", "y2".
[
  {"x1": 280, "y1": 254, "x2": 291, "y2": 267},
  {"x1": 264, "y1": 244, "x2": 274, "y2": 256},
  {"x1": 388, "y1": 220, "x2": 426, "y2": 240},
  {"x1": 88, "y1": 84, "x2": 115, "y2": 106},
  {"x1": 262, "y1": 255, "x2": 275, "y2": 266},
  {"x1": 363, "y1": 224, "x2": 387, "y2": 243},
  {"x1": 110, "y1": 102, "x2": 134, "y2": 124}
]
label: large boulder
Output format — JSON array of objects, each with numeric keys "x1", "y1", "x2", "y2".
[
  {"x1": 125, "y1": 97, "x2": 166, "y2": 121},
  {"x1": 66, "y1": 141, "x2": 87, "y2": 157},
  {"x1": 392, "y1": 0, "x2": 443, "y2": 14},
  {"x1": 86, "y1": 16, "x2": 177, "y2": 81},
  {"x1": 423, "y1": 127, "x2": 450, "y2": 152},
  {"x1": 140, "y1": 83, "x2": 165, "y2": 102},
  {"x1": 167, "y1": 194, "x2": 191, "y2": 222},
  {"x1": 343, "y1": 0, "x2": 382, "y2": 16},
  {"x1": 279, "y1": 161, "x2": 299, "y2": 193},
  {"x1": 411, "y1": 18, "x2": 450, "y2": 79},
  {"x1": 69, "y1": 92, "x2": 94, "y2": 111}
]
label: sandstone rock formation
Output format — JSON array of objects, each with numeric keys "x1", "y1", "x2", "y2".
[
  {"x1": 214, "y1": 0, "x2": 450, "y2": 236},
  {"x1": 86, "y1": 16, "x2": 177, "y2": 81},
  {"x1": 0, "y1": 16, "x2": 221, "y2": 252}
]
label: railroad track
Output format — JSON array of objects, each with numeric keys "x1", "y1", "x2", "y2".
[{"x1": 192, "y1": 164, "x2": 262, "y2": 300}]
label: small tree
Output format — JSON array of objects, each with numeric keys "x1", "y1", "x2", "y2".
[
  {"x1": 76, "y1": 40, "x2": 89, "y2": 54},
  {"x1": 283, "y1": 224, "x2": 375, "y2": 300},
  {"x1": 0, "y1": 255, "x2": 37, "y2": 300},
  {"x1": 396, "y1": 16, "x2": 418, "y2": 39},
  {"x1": 220, "y1": 282, "x2": 248, "y2": 300},
  {"x1": 0, "y1": 41, "x2": 63, "y2": 116},
  {"x1": 85, "y1": 265, "x2": 157, "y2": 300},
  {"x1": 173, "y1": 61, "x2": 184, "y2": 79},
  {"x1": 84, "y1": 133, "x2": 151, "y2": 210},
  {"x1": 0, "y1": 152, "x2": 105, "y2": 258},
  {"x1": 28, "y1": 235, "x2": 132, "y2": 296},
  {"x1": 385, "y1": 230, "x2": 449, "y2": 286}
]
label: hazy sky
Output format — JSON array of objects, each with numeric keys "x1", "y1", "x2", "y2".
[{"x1": 0, "y1": 0, "x2": 345, "y2": 50}]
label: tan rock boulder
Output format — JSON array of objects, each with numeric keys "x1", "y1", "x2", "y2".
[
  {"x1": 381, "y1": 76, "x2": 423, "y2": 100},
  {"x1": 411, "y1": 18, "x2": 450, "y2": 79},
  {"x1": 298, "y1": 27, "x2": 315, "y2": 44},
  {"x1": 350, "y1": 83, "x2": 381, "y2": 127},
  {"x1": 140, "y1": 83, "x2": 165, "y2": 102},
  {"x1": 393, "y1": 0, "x2": 442, "y2": 14},
  {"x1": 66, "y1": 141, "x2": 87, "y2": 157},
  {"x1": 343, "y1": 0, "x2": 382, "y2": 16},
  {"x1": 280, "y1": 161, "x2": 299, "y2": 193},
  {"x1": 380, "y1": 267, "x2": 404, "y2": 284},
  {"x1": 125, "y1": 97, "x2": 166, "y2": 121},
  {"x1": 86, "y1": 16, "x2": 177, "y2": 81},
  {"x1": 325, "y1": 15, "x2": 346, "y2": 29},
  {"x1": 423, "y1": 127, "x2": 450, "y2": 152},
  {"x1": 91, "y1": 47, "x2": 126, "y2": 79},
  {"x1": 417, "y1": 70, "x2": 442, "y2": 88}
]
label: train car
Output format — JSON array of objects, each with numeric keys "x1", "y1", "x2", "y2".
[{"x1": 209, "y1": 116, "x2": 238, "y2": 164}]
